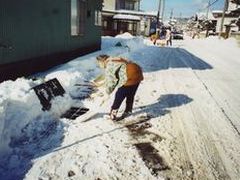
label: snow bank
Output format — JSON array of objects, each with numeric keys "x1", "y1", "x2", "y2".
[
  {"x1": 102, "y1": 35, "x2": 145, "y2": 55},
  {"x1": 0, "y1": 79, "x2": 43, "y2": 158},
  {"x1": 0, "y1": 35, "x2": 133, "y2": 171},
  {"x1": 0, "y1": 62, "x2": 97, "y2": 164},
  {"x1": 0, "y1": 35, "x2": 148, "y2": 179}
]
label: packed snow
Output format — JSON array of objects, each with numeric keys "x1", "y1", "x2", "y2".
[{"x1": 0, "y1": 33, "x2": 240, "y2": 180}]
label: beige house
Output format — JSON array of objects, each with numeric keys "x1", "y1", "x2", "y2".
[
  {"x1": 102, "y1": 0, "x2": 157, "y2": 36},
  {"x1": 212, "y1": 1, "x2": 240, "y2": 34}
]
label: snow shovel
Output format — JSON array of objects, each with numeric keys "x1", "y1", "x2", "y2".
[{"x1": 78, "y1": 93, "x2": 112, "y2": 122}]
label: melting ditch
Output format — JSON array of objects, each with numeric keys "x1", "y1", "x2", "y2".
[
  {"x1": 124, "y1": 115, "x2": 170, "y2": 176},
  {"x1": 135, "y1": 142, "x2": 170, "y2": 176}
]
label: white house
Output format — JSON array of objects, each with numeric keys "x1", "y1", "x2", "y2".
[
  {"x1": 212, "y1": 1, "x2": 240, "y2": 33},
  {"x1": 102, "y1": 0, "x2": 157, "y2": 36}
]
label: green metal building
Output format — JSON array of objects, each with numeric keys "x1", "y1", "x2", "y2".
[{"x1": 0, "y1": 0, "x2": 103, "y2": 82}]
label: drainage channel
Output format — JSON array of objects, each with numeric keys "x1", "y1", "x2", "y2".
[{"x1": 123, "y1": 114, "x2": 170, "y2": 177}]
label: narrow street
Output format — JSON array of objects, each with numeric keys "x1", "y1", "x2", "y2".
[{"x1": 23, "y1": 37, "x2": 240, "y2": 180}]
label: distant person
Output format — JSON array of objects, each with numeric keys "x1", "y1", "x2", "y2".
[
  {"x1": 166, "y1": 28, "x2": 172, "y2": 46},
  {"x1": 159, "y1": 27, "x2": 167, "y2": 40},
  {"x1": 154, "y1": 27, "x2": 167, "y2": 46},
  {"x1": 151, "y1": 28, "x2": 160, "y2": 45},
  {"x1": 192, "y1": 29, "x2": 200, "y2": 39},
  {"x1": 192, "y1": 25, "x2": 201, "y2": 39},
  {"x1": 96, "y1": 55, "x2": 144, "y2": 120}
]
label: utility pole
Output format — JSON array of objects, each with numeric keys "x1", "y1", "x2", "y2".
[
  {"x1": 170, "y1": 8, "x2": 173, "y2": 20},
  {"x1": 205, "y1": 0, "x2": 211, "y2": 37},
  {"x1": 206, "y1": 0, "x2": 210, "y2": 19},
  {"x1": 161, "y1": 0, "x2": 165, "y2": 23},
  {"x1": 156, "y1": 0, "x2": 162, "y2": 36},
  {"x1": 156, "y1": 0, "x2": 162, "y2": 28},
  {"x1": 219, "y1": 0, "x2": 229, "y2": 39},
  {"x1": 179, "y1": 12, "x2": 182, "y2": 29}
]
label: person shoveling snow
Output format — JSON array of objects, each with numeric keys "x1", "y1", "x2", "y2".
[{"x1": 95, "y1": 54, "x2": 144, "y2": 120}]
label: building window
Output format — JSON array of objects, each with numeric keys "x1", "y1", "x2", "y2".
[
  {"x1": 116, "y1": 0, "x2": 139, "y2": 11},
  {"x1": 71, "y1": 0, "x2": 78, "y2": 35},
  {"x1": 116, "y1": 0, "x2": 125, "y2": 10},
  {"x1": 103, "y1": 20, "x2": 108, "y2": 29},
  {"x1": 133, "y1": 23, "x2": 137, "y2": 31},
  {"x1": 95, "y1": 10, "x2": 102, "y2": 26},
  {"x1": 71, "y1": 0, "x2": 86, "y2": 36},
  {"x1": 125, "y1": 1, "x2": 134, "y2": 10},
  {"x1": 114, "y1": 22, "x2": 118, "y2": 30},
  {"x1": 128, "y1": 23, "x2": 133, "y2": 30}
]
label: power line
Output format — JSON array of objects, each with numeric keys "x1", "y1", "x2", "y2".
[
  {"x1": 201, "y1": 0, "x2": 220, "y2": 11},
  {"x1": 207, "y1": 0, "x2": 220, "y2": 8}
]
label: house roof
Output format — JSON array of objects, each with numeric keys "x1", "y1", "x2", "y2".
[
  {"x1": 231, "y1": 7, "x2": 240, "y2": 14},
  {"x1": 212, "y1": 10, "x2": 223, "y2": 14},
  {"x1": 212, "y1": 10, "x2": 240, "y2": 17},
  {"x1": 196, "y1": 11, "x2": 215, "y2": 20}
]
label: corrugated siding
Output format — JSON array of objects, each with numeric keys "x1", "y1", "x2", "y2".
[{"x1": 0, "y1": 0, "x2": 102, "y2": 65}]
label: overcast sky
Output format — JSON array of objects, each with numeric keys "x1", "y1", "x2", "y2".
[{"x1": 140, "y1": 0, "x2": 224, "y2": 18}]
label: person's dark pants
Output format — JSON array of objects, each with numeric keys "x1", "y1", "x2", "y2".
[
  {"x1": 111, "y1": 84, "x2": 139, "y2": 112},
  {"x1": 167, "y1": 39, "x2": 172, "y2": 46}
]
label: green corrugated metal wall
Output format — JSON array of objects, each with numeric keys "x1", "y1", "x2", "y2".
[{"x1": 0, "y1": 0, "x2": 102, "y2": 65}]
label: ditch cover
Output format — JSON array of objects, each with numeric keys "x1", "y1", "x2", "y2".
[{"x1": 33, "y1": 78, "x2": 89, "y2": 120}]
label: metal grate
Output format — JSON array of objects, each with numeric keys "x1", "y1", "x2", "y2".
[{"x1": 33, "y1": 78, "x2": 89, "y2": 119}]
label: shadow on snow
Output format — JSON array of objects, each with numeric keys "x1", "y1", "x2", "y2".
[
  {"x1": 134, "y1": 94, "x2": 193, "y2": 117},
  {"x1": 128, "y1": 46, "x2": 213, "y2": 72},
  {"x1": 0, "y1": 99, "x2": 65, "y2": 180}
]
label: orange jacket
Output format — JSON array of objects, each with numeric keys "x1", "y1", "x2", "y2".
[{"x1": 112, "y1": 58, "x2": 143, "y2": 86}]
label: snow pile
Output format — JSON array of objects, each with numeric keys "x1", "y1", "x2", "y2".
[
  {"x1": 0, "y1": 60, "x2": 100, "y2": 179},
  {"x1": 0, "y1": 79, "x2": 43, "y2": 157},
  {"x1": 101, "y1": 36, "x2": 145, "y2": 59},
  {"x1": 0, "y1": 36, "x2": 131, "y2": 165},
  {"x1": 115, "y1": 32, "x2": 134, "y2": 39}
]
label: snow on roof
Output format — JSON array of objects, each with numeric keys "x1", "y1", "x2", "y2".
[
  {"x1": 228, "y1": 2, "x2": 239, "y2": 11},
  {"x1": 117, "y1": 9, "x2": 158, "y2": 16},
  {"x1": 113, "y1": 14, "x2": 141, "y2": 21},
  {"x1": 212, "y1": 10, "x2": 223, "y2": 14},
  {"x1": 196, "y1": 11, "x2": 215, "y2": 20}
]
